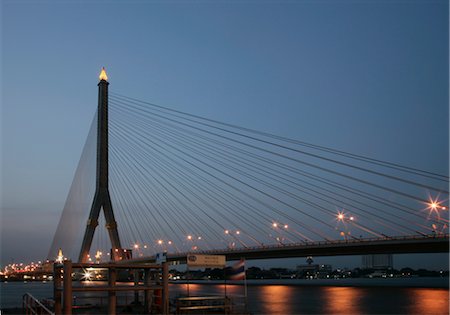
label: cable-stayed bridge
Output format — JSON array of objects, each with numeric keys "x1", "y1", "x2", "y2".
[{"x1": 49, "y1": 69, "x2": 449, "y2": 264}]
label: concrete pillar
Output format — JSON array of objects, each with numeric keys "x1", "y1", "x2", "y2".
[{"x1": 79, "y1": 69, "x2": 122, "y2": 263}]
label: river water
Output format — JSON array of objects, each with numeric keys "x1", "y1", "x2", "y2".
[{"x1": 1, "y1": 279, "x2": 448, "y2": 314}]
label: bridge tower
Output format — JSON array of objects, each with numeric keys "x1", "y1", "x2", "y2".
[{"x1": 78, "y1": 68, "x2": 122, "y2": 263}]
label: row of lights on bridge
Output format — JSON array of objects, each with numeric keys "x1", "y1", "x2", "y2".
[{"x1": 51, "y1": 197, "x2": 448, "y2": 263}]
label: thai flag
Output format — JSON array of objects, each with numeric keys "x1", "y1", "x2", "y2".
[{"x1": 229, "y1": 259, "x2": 245, "y2": 280}]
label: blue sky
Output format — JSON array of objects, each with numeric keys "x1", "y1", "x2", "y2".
[{"x1": 1, "y1": 0, "x2": 448, "y2": 268}]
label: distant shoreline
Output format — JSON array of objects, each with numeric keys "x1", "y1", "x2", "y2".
[{"x1": 173, "y1": 277, "x2": 449, "y2": 288}]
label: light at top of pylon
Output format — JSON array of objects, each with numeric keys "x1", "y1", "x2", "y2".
[
  {"x1": 56, "y1": 248, "x2": 64, "y2": 263},
  {"x1": 99, "y1": 67, "x2": 108, "y2": 81}
]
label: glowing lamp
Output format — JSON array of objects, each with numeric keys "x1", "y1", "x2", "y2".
[
  {"x1": 83, "y1": 270, "x2": 93, "y2": 281},
  {"x1": 56, "y1": 248, "x2": 64, "y2": 264},
  {"x1": 99, "y1": 67, "x2": 108, "y2": 81}
]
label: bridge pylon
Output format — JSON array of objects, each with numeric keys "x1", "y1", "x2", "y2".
[{"x1": 78, "y1": 68, "x2": 122, "y2": 263}]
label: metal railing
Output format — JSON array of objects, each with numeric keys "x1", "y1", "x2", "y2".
[
  {"x1": 23, "y1": 293, "x2": 54, "y2": 315},
  {"x1": 195, "y1": 233, "x2": 450, "y2": 254}
]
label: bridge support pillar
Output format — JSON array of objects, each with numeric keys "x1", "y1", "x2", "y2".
[{"x1": 78, "y1": 68, "x2": 122, "y2": 263}]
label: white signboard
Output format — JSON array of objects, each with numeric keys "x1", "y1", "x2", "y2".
[
  {"x1": 156, "y1": 252, "x2": 167, "y2": 264},
  {"x1": 187, "y1": 254, "x2": 226, "y2": 268}
]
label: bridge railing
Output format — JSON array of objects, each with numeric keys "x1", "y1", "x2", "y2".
[
  {"x1": 125, "y1": 233, "x2": 448, "y2": 264},
  {"x1": 175, "y1": 233, "x2": 450, "y2": 256}
]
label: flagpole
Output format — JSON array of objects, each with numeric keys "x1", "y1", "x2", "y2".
[
  {"x1": 187, "y1": 266, "x2": 190, "y2": 297},
  {"x1": 224, "y1": 266, "x2": 227, "y2": 297}
]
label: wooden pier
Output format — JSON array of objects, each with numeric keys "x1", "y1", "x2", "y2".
[{"x1": 52, "y1": 261, "x2": 169, "y2": 315}]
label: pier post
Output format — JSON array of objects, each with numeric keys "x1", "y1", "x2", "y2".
[
  {"x1": 53, "y1": 263, "x2": 62, "y2": 315},
  {"x1": 108, "y1": 267, "x2": 117, "y2": 315},
  {"x1": 134, "y1": 269, "x2": 140, "y2": 304},
  {"x1": 63, "y1": 260, "x2": 73, "y2": 315},
  {"x1": 144, "y1": 269, "x2": 152, "y2": 313},
  {"x1": 162, "y1": 262, "x2": 169, "y2": 315}
]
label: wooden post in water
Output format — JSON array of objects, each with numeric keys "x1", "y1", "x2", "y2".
[
  {"x1": 134, "y1": 269, "x2": 140, "y2": 304},
  {"x1": 144, "y1": 269, "x2": 152, "y2": 313},
  {"x1": 53, "y1": 263, "x2": 62, "y2": 315},
  {"x1": 108, "y1": 267, "x2": 117, "y2": 315},
  {"x1": 162, "y1": 262, "x2": 169, "y2": 314},
  {"x1": 63, "y1": 260, "x2": 73, "y2": 315}
]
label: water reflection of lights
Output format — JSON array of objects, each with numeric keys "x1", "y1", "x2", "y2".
[
  {"x1": 175, "y1": 283, "x2": 244, "y2": 298},
  {"x1": 258, "y1": 285, "x2": 293, "y2": 315},
  {"x1": 409, "y1": 288, "x2": 449, "y2": 315},
  {"x1": 323, "y1": 287, "x2": 362, "y2": 314}
]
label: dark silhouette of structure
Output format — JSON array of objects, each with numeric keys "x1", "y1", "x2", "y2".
[{"x1": 78, "y1": 68, "x2": 122, "y2": 263}]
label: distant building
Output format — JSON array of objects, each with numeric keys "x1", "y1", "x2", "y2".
[
  {"x1": 362, "y1": 254, "x2": 393, "y2": 270},
  {"x1": 296, "y1": 264, "x2": 332, "y2": 279}
]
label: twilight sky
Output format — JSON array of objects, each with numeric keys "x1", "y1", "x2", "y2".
[{"x1": 1, "y1": 0, "x2": 448, "y2": 269}]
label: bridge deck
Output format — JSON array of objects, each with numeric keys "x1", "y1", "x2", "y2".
[{"x1": 127, "y1": 234, "x2": 449, "y2": 264}]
